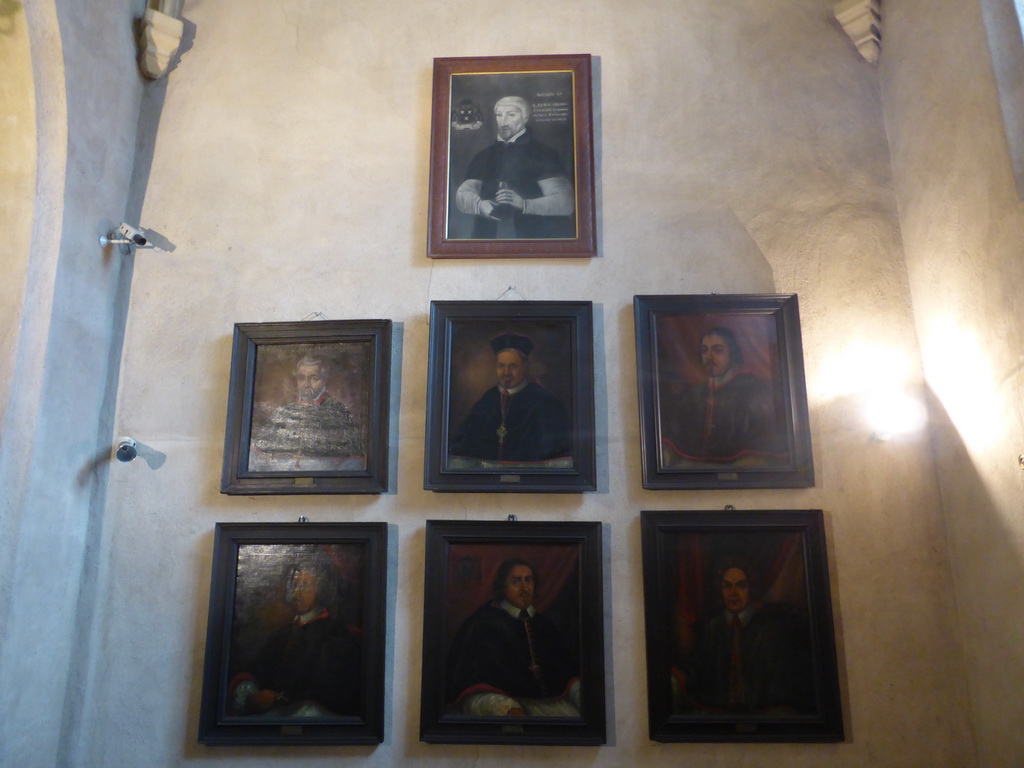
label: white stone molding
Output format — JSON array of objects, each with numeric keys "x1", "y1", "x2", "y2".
[
  {"x1": 834, "y1": 0, "x2": 881, "y2": 64},
  {"x1": 138, "y1": 7, "x2": 184, "y2": 79}
]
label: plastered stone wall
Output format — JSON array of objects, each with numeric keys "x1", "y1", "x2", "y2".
[
  {"x1": 0, "y1": 3, "x2": 35, "y2": 426},
  {"x1": 66, "y1": 0, "x2": 979, "y2": 766},
  {"x1": 881, "y1": 0, "x2": 1024, "y2": 765},
  {"x1": 0, "y1": 0, "x2": 145, "y2": 765}
]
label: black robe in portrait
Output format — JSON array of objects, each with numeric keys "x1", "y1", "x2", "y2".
[
  {"x1": 236, "y1": 611, "x2": 362, "y2": 717},
  {"x1": 463, "y1": 128, "x2": 575, "y2": 240},
  {"x1": 445, "y1": 602, "x2": 580, "y2": 707},
  {"x1": 661, "y1": 372, "x2": 786, "y2": 463},
  {"x1": 448, "y1": 382, "x2": 572, "y2": 463},
  {"x1": 681, "y1": 604, "x2": 813, "y2": 715}
]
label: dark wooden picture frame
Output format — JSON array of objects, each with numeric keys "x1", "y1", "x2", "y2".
[
  {"x1": 198, "y1": 522, "x2": 388, "y2": 745},
  {"x1": 424, "y1": 301, "x2": 596, "y2": 492},
  {"x1": 633, "y1": 294, "x2": 814, "y2": 489},
  {"x1": 220, "y1": 320, "x2": 392, "y2": 495},
  {"x1": 640, "y1": 510, "x2": 843, "y2": 743},
  {"x1": 419, "y1": 519, "x2": 606, "y2": 745},
  {"x1": 427, "y1": 54, "x2": 597, "y2": 259}
]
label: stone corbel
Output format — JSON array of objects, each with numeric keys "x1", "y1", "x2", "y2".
[
  {"x1": 139, "y1": 1, "x2": 185, "y2": 79},
  {"x1": 833, "y1": 0, "x2": 881, "y2": 64}
]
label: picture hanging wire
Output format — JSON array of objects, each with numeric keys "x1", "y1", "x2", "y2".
[
  {"x1": 496, "y1": 285, "x2": 527, "y2": 301},
  {"x1": 507, "y1": 514, "x2": 518, "y2": 522},
  {"x1": 300, "y1": 312, "x2": 327, "y2": 322},
  {"x1": 298, "y1": 516, "x2": 310, "y2": 523}
]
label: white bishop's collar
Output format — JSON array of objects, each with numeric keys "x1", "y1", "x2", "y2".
[
  {"x1": 500, "y1": 600, "x2": 536, "y2": 619},
  {"x1": 498, "y1": 380, "x2": 529, "y2": 396}
]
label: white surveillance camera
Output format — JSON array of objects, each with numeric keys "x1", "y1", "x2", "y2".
[
  {"x1": 117, "y1": 222, "x2": 147, "y2": 247},
  {"x1": 115, "y1": 437, "x2": 138, "y2": 462}
]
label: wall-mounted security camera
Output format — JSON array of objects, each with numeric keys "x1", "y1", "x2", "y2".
[
  {"x1": 115, "y1": 437, "x2": 138, "y2": 463},
  {"x1": 116, "y1": 222, "x2": 147, "y2": 246},
  {"x1": 99, "y1": 222, "x2": 147, "y2": 249}
]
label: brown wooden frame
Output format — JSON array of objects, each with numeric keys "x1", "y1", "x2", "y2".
[
  {"x1": 198, "y1": 522, "x2": 388, "y2": 745},
  {"x1": 419, "y1": 519, "x2": 606, "y2": 745},
  {"x1": 423, "y1": 300, "x2": 597, "y2": 492},
  {"x1": 640, "y1": 509, "x2": 844, "y2": 742},
  {"x1": 220, "y1": 320, "x2": 392, "y2": 495},
  {"x1": 427, "y1": 54, "x2": 597, "y2": 258},
  {"x1": 633, "y1": 294, "x2": 814, "y2": 489}
]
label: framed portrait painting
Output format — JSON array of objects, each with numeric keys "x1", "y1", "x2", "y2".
[
  {"x1": 220, "y1": 320, "x2": 392, "y2": 495},
  {"x1": 424, "y1": 300, "x2": 596, "y2": 492},
  {"x1": 198, "y1": 522, "x2": 388, "y2": 745},
  {"x1": 427, "y1": 54, "x2": 597, "y2": 259},
  {"x1": 633, "y1": 294, "x2": 814, "y2": 490},
  {"x1": 640, "y1": 510, "x2": 843, "y2": 743},
  {"x1": 419, "y1": 519, "x2": 606, "y2": 745}
]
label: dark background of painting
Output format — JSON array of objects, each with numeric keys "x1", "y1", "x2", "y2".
[
  {"x1": 445, "y1": 70, "x2": 576, "y2": 239},
  {"x1": 445, "y1": 318, "x2": 575, "y2": 449},
  {"x1": 228, "y1": 542, "x2": 366, "y2": 682},
  {"x1": 666, "y1": 530, "x2": 808, "y2": 665}
]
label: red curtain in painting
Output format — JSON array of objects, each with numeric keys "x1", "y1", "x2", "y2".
[
  {"x1": 673, "y1": 532, "x2": 806, "y2": 636},
  {"x1": 444, "y1": 542, "x2": 579, "y2": 643}
]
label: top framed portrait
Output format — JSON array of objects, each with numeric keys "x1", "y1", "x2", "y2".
[
  {"x1": 427, "y1": 53, "x2": 597, "y2": 259},
  {"x1": 633, "y1": 294, "x2": 814, "y2": 490},
  {"x1": 220, "y1": 320, "x2": 392, "y2": 495},
  {"x1": 424, "y1": 300, "x2": 596, "y2": 493}
]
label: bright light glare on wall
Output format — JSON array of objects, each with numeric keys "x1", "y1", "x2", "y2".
[
  {"x1": 817, "y1": 340, "x2": 928, "y2": 439},
  {"x1": 922, "y1": 318, "x2": 1001, "y2": 448},
  {"x1": 865, "y1": 391, "x2": 927, "y2": 441},
  {"x1": 817, "y1": 341, "x2": 914, "y2": 400}
]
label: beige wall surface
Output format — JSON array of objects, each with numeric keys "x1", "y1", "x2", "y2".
[
  {"x1": 882, "y1": 0, "x2": 1024, "y2": 766},
  {"x1": 70, "y1": 0, "x2": 979, "y2": 765},
  {"x1": 0, "y1": 1, "x2": 35, "y2": 426}
]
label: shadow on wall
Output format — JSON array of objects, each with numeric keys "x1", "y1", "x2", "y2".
[
  {"x1": 923, "y1": 382, "x2": 1024, "y2": 764},
  {"x1": 99, "y1": 14, "x2": 195, "y2": 475},
  {"x1": 616, "y1": 201, "x2": 777, "y2": 295},
  {"x1": 426, "y1": 201, "x2": 777, "y2": 300},
  {"x1": 670, "y1": 204, "x2": 776, "y2": 294},
  {"x1": 57, "y1": 22, "x2": 193, "y2": 765}
]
